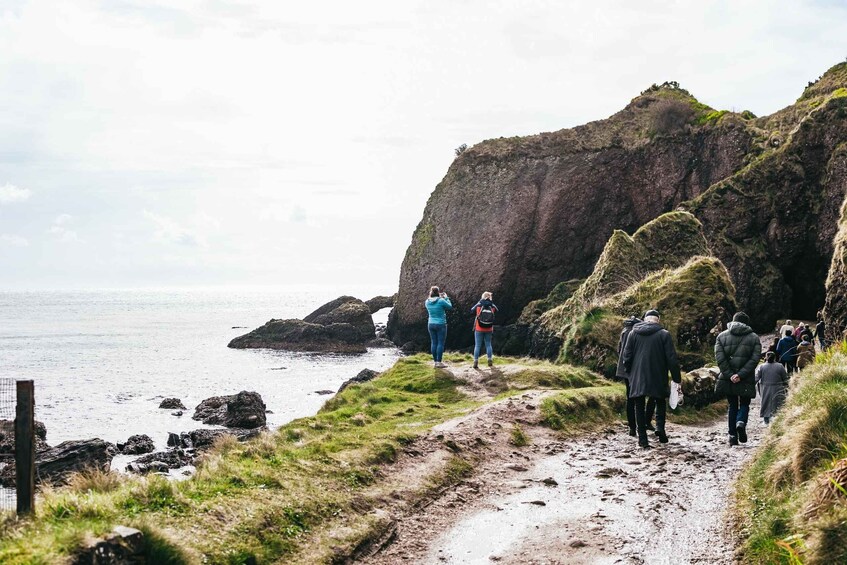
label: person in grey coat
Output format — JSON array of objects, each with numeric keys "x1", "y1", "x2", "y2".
[
  {"x1": 616, "y1": 316, "x2": 641, "y2": 437},
  {"x1": 714, "y1": 311, "x2": 761, "y2": 446},
  {"x1": 756, "y1": 351, "x2": 789, "y2": 424},
  {"x1": 622, "y1": 309, "x2": 682, "y2": 448}
]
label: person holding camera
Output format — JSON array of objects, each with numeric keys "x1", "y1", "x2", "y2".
[{"x1": 425, "y1": 286, "x2": 453, "y2": 368}]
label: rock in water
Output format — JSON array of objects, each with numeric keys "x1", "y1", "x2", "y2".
[
  {"x1": 192, "y1": 391, "x2": 267, "y2": 428},
  {"x1": 0, "y1": 419, "x2": 48, "y2": 453},
  {"x1": 117, "y1": 434, "x2": 155, "y2": 455},
  {"x1": 228, "y1": 319, "x2": 368, "y2": 353},
  {"x1": 229, "y1": 295, "x2": 377, "y2": 353},
  {"x1": 337, "y1": 369, "x2": 379, "y2": 393},
  {"x1": 159, "y1": 397, "x2": 187, "y2": 410}
]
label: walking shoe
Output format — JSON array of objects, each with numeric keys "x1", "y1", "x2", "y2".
[
  {"x1": 645, "y1": 422, "x2": 656, "y2": 431},
  {"x1": 729, "y1": 435, "x2": 739, "y2": 446},
  {"x1": 473, "y1": 361, "x2": 479, "y2": 369},
  {"x1": 628, "y1": 427, "x2": 636, "y2": 437},
  {"x1": 488, "y1": 359, "x2": 493, "y2": 367},
  {"x1": 657, "y1": 430, "x2": 668, "y2": 443},
  {"x1": 736, "y1": 421, "x2": 748, "y2": 443},
  {"x1": 638, "y1": 438, "x2": 651, "y2": 449}
]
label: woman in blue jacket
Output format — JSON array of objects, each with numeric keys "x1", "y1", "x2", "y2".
[{"x1": 425, "y1": 286, "x2": 452, "y2": 367}]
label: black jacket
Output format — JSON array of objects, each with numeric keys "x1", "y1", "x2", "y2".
[
  {"x1": 622, "y1": 321, "x2": 682, "y2": 398},
  {"x1": 615, "y1": 317, "x2": 641, "y2": 379},
  {"x1": 714, "y1": 321, "x2": 761, "y2": 398}
]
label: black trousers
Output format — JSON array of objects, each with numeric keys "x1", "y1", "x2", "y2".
[
  {"x1": 634, "y1": 396, "x2": 666, "y2": 438},
  {"x1": 625, "y1": 380, "x2": 657, "y2": 430}
]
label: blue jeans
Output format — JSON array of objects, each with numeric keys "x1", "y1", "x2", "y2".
[
  {"x1": 473, "y1": 331, "x2": 493, "y2": 361},
  {"x1": 727, "y1": 395, "x2": 751, "y2": 435},
  {"x1": 428, "y1": 323, "x2": 447, "y2": 362}
]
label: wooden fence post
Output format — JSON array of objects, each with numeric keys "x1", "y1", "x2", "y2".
[{"x1": 15, "y1": 380, "x2": 35, "y2": 515}]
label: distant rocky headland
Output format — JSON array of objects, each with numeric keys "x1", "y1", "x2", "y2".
[{"x1": 387, "y1": 62, "x2": 847, "y2": 355}]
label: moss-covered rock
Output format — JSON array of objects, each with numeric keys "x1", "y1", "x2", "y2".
[{"x1": 528, "y1": 212, "x2": 735, "y2": 375}]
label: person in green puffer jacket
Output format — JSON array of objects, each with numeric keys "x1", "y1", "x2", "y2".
[{"x1": 714, "y1": 311, "x2": 761, "y2": 446}]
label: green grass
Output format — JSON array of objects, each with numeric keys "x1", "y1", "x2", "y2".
[
  {"x1": 540, "y1": 385, "x2": 627, "y2": 431},
  {"x1": 509, "y1": 424, "x2": 530, "y2": 447},
  {"x1": 733, "y1": 345, "x2": 847, "y2": 564}
]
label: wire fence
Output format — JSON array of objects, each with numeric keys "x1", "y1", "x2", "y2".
[{"x1": 0, "y1": 378, "x2": 18, "y2": 513}]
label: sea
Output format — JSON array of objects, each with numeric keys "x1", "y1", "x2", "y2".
[{"x1": 0, "y1": 287, "x2": 401, "y2": 460}]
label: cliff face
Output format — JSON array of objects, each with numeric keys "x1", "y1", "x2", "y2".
[
  {"x1": 389, "y1": 63, "x2": 847, "y2": 348},
  {"x1": 389, "y1": 88, "x2": 757, "y2": 348}
]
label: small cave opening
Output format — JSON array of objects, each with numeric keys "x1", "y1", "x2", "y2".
[{"x1": 783, "y1": 257, "x2": 828, "y2": 323}]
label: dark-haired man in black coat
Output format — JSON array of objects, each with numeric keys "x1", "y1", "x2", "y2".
[{"x1": 623, "y1": 309, "x2": 682, "y2": 448}]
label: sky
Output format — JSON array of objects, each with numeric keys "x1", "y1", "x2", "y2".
[{"x1": 1, "y1": 1, "x2": 846, "y2": 291}]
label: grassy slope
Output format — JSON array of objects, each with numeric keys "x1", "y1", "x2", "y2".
[
  {"x1": 0, "y1": 354, "x2": 714, "y2": 564},
  {"x1": 733, "y1": 343, "x2": 847, "y2": 564}
]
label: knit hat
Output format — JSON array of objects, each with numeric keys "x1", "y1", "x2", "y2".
[
  {"x1": 732, "y1": 311, "x2": 751, "y2": 325},
  {"x1": 644, "y1": 309, "x2": 660, "y2": 318}
]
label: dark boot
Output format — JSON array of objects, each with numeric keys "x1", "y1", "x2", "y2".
[
  {"x1": 729, "y1": 435, "x2": 739, "y2": 446},
  {"x1": 657, "y1": 430, "x2": 668, "y2": 443},
  {"x1": 736, "y1": 421, "x2": 748, "y2": 443},
  {"x1": 628, "y1": 427, "x2": 636, "y2": 437},
  {"x1": 638, "y1": 433, "x2": 651, "y2": 449}
]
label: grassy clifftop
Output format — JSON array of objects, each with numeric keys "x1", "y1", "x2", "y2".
[{"x1": 734, "y1": 343, "x2": 847, "y2": 564}]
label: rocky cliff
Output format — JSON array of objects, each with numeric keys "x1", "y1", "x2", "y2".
[{"x1": 389, "y1": 62, "x2": 847, "y2": 349}]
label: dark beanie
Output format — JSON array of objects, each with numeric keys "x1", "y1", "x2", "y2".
[
  {"x1": 733, "y1": 311, "x2": 751, "y2": 325},
  {"x1": 644, "y1": 309, "x2": 660, "y2": 318}
]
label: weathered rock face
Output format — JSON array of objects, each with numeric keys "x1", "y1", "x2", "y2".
[
  {"x1": 684, "y1": 71, "x2": 847, "y2": 327},
  {"x1": 824, "y1": 191, "x2": 847, "y2": 343},
  {"x1": 0, "y1": 438, "x2": 116, "y2": 486},
  {"x1": 192, "y1": 391, "x2": 267, "y2": 429},
  {"x1": 389, "y1": 63, "x2": 847, "y2": 347},
  {"x1": 229, "y1": 295, "x2": 375, "y2": 353}
]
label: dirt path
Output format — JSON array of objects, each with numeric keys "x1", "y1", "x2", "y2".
[{"x1": 361, "y1": 363, "x2": 763, "y2": 565}]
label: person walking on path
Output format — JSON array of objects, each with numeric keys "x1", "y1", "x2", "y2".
[
  {"x1": 797, "y1": 337, "x2": 816, "y2": 370},
  {"x1": 470, "y1": 292, "x2": 498, "y2": 369},
  {"x1": 756, "y1": 352, "x2": 789, "y2": 424},
  {"x1": 815, "y1": 317, "x2": 827, "y2": 351},
  {"x1": 776, "y1": 330, "x2": 798, "y2": 373},
  {"x1": 616, "y1": 316, "x2": 641, "y2": 437},
  {"x1": 425, "y1": 286, "x2": 452, "y2": 368},
  {"x1": 779, "y1": 319, "x2": 795, "y2": 339},
  {"x1": 793, "y1": 323, "x2": 805, "y2": 341},
  {"x1": 715, "y1": 311, "x2": 761, "y2": 446},
  {"x1": 622, "y1": 309, "x2": 682, "y2": 448}
]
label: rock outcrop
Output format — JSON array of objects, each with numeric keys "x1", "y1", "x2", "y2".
[
  {"x1": 192, "y1": 391, "x2": 267, "y2": 429},
  {"x1": 117, "y1": 434, "x2": 155, "y2": 455},
  {"x1": 365, "y1": 294, "x2": 397, "y2": 314},
  {"x1": 1, "y1": 438, "x2": 116, "y2": 486},
  {"x1": 0, "y1": 419, "x2": 48, "y2": 453},
  {"x1": 824, "y1": 186, "x2": 847, "y2": 343},
  {"x1": 389, "y1": 62, "x2": 847, "y2": 348},
  {"x1": 159, "y1": 398, "x2": 187, "y2": 410},
  {"x1": 229, "y1": 296, "x2": 375, "y2": 353},
  {"x1": 338, "y1": 368, "x2": 379, "y2": 393}
]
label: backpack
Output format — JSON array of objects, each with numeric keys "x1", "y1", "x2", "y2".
[{"x1": 477, "y1": 304, "x2": 495, "y2": 327}]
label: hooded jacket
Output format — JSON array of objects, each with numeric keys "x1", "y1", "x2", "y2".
[
  {"x1": 424, "y1": 296, "x2": 452, "y2": 325},
  {"x1": 615, "y1": 317, "x2": 641, "y2": 379},
  {"x1": 714, "y1": 321, "x2": 761, "y2": 398},
  {"x1": 622, "y1": 321, "x2": 681, "y2": 398}
]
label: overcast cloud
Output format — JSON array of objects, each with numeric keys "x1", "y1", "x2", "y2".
[{"x1": 0, "y1": 0, "x2": 845, "y2": 290}]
